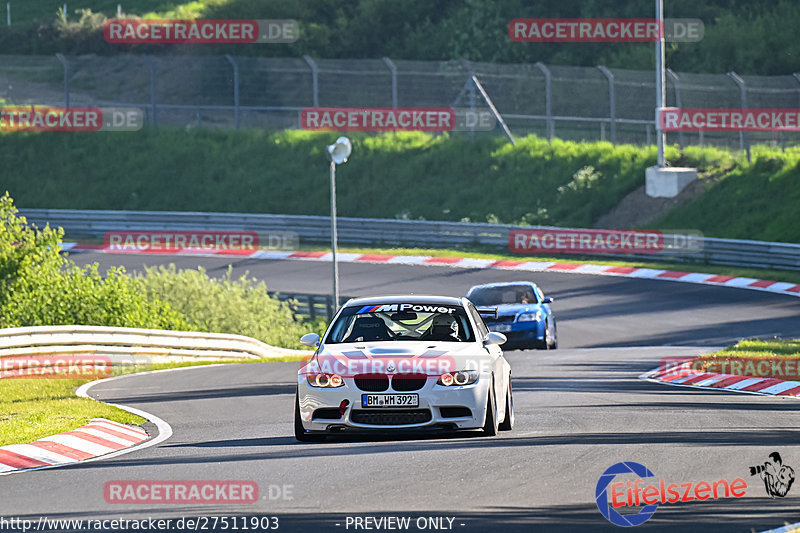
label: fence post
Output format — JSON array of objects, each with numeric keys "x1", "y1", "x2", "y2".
[
  {"x1": 794, "y1": 73, "x2": 800, "y2": 102},
  {"x1": 666, "y1": 68, "x2": 684, "y2": 148},
  {"x1": 535, "y1": 62, "x2": 553, "y2": 140},
  {"x1": 727, "y1": 71, "x2": 749, "y2": 160},
  {"x1": 308, "y1": 295, "x2": 316, "y2": 321},
  {"x1": 6, "y1": 3, "x2": 10, "y2": 26},
  {"x1": 145, "y1": 55, "x2": 157, "y2": 127},
  {"x1": 303, "y1": 55, "x2": 319, "y2": 107},
  {"x1": 597, "y1": 65, "x2": 616, "y2": 144},
  {"x1": 382, "y1": 57, "x2": 398, "y2": 108},
  {"x1": 55, "y1": 53, "x2": 69, "y2": 108},
  {"x1": 460, "y1": 59, "x2": 477, "y2": 138},
  {"x1": 470, "y1": 74, "x2": 515, "y2": 145},
  {"x1": 225, "y1": 55, "x2": 240, "y2": 129}
]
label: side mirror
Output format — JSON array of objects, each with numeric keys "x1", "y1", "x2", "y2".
[
  {"x1": 484, "y1": 331, "x2": 507, "y2": 346},
  {"x1": 300, "y1": 333, "x2": 320, "y2": 347},
  {"x1": 543, "y1": 297, "x2": 553, "y2": 303}
]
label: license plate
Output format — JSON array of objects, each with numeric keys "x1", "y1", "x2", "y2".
[
  {"x1": 492, "y1": 324, "x2": 512, "y2": 332},
  {"x1": 361, "y1": 394, "x2": 419, "y2": 408}
]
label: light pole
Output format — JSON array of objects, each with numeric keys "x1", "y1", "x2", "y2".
[
  {"x1": 326, "y1": 137, "x2": 352, "y2": 311},
  {"x1": 655, "y1": 0, "x2": 666, "y2": 167}
]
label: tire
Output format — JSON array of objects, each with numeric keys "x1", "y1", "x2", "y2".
[
  {"x1": 482, "y1": 384, "x2": 499, "y2": 437},
  {"x1": 550, "y1": 322, "x2": 558, "y2": 350},
  {"x1": 294, "y1": 391, "x2": 324, "y2": 442},
  {"x1": 498, "y1": 378, "x2": 514, "y2": 431},
  {"x1": 537, "y1": 321, "x2": 552, "y2": 350}
]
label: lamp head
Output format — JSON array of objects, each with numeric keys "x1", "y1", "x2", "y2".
[{"x1": 326, "y1": 136, "x2": 352, "y2": 164}]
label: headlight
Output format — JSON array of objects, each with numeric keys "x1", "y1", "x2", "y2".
[
  {"x1": 307, "y1": 373, "x2": 344, "y2": 388},
  {"x1": 437, "y1": 370, "x2": 478, "y2": 386},
  {"x1": 518, "y1": 310, "x2": 543, "y2": 322}
]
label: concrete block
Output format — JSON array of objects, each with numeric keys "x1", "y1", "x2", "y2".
[{"x1": 645, "y1": 166, "x2": 698, "y2": 198}]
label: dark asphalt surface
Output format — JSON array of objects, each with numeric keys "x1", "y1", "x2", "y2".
[{"x1": 2, "y1": 252, "x2": 800, "y2": 532}]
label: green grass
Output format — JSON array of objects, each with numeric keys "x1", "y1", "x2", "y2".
[
  {"x1": 0, "y1": 355, "x2": 309, "y2": 447},
  {"x1": 699, "y1": 339, "x2": 800, "y2": 361},
  {"x1": 0, "y1": 376, "x2": 144, "y2": 447},
  {"x1": 1, "y1": 128, "x2": 776, "y2": 236},
  {"x1": 656, "y1": 146, "x2": 800, "y2": 243},
  {"x1": 4, "y1": 0, "x2": 200, "y2": 25}
]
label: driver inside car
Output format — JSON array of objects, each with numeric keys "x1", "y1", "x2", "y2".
[{"x1": 422, "y1": 314, "x2": 462, "y2": 341}]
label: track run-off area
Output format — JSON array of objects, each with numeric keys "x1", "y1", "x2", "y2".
[{"x1": 3, "y1": 251, "x2": 800, "y2": 532}]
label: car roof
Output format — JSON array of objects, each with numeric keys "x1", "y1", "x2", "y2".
[
  {"x1": 343, "y1": 295, "x2": 465, "y2": 307},
  {"x1": 467, "y1": 281, "x2": 538, "y2": 291}
]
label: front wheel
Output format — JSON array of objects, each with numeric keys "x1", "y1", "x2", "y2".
[
  {"x1": 498, "y1": 378, "x2": 514, "y2": 431},
  {"x1": 482, "y1": 385, "x2": 499, "y2": 437}
]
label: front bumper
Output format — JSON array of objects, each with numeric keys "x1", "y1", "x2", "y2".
[
  {"x1": 487, "y1": 320, "x2": 544, "y2": 345},
  {"x1": 297, "y1": 373, "x2": 490, "y2": 433}
]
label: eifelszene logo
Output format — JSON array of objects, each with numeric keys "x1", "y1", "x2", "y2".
[{"x1": 595, "y1": 462, "x2": 747, "y2": 527}]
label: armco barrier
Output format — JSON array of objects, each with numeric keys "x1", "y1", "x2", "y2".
[
  {"x1": 18, "y1": 208, "x2": 800, "y2": 271},
  {"x1": 0, "y1": 325, "x2": 310, "y2": 365}
]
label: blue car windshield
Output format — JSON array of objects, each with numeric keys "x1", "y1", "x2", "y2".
[{"x1": 468, "y1": 285, "x2": 537, "y2": 306}]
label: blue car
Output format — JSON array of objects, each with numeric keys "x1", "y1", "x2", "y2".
[{"x1": 466, "y1": 281, "x2": 557, "y2": 350}]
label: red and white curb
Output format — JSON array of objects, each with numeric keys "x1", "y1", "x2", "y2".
[
  {"x1": 640, "y1": 361, "x2": 800, "y2": 398},
  {"x1": 0, "y1": 418, "x2": 148, "y2": 474},
  {"x1": 62, "y1": 243, "x2": 800, "y2": 299}
]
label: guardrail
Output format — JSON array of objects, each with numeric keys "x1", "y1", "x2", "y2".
[
  {"x1": 0, "y1": 325, "x2": 310, "y2": 364},
  {"x1": 19, "y1": 208, "x2": 800, "y2": 272},
  {"x1": 268, "y1": 292, "x2": 349, "y2": 321}
]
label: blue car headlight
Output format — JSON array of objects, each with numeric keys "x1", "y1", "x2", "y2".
[{"x1": 517, "y1": 311, "x2": 543, "y2": 322}]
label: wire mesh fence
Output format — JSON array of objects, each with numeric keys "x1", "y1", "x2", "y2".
[{"x1": 2, "y1": 53, "x2": 800, "y2": 149}]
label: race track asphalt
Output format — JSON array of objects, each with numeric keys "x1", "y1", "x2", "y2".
[{"x1": 3, "y1": 252, "x2": 800, "y2": 532}]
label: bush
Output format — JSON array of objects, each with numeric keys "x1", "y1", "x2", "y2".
[
  {"x1": 0, "y1": 192, "x2": 188, "y2": 329},
  {"x1": 0, "y1": 192, "x2": 317, "y2": 348},
  {"x1": 135, "y1": 264, "x2": 324, "y2": 349}
]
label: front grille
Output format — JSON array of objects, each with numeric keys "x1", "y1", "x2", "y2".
[
  {"x1": 354, "y1": 373, "x2": 389, "y2": 392},
  {"x1": 312, "y1": 408, "x2": 342, "y2": 420},
  {"x1": 440, "y1": 407, "x2": 472, "y2": 418},
  {"x1": 351, "y1": 409, "x2": 432, "y2": 426},
  {"x1": 391, "y1": 373, "x2": 428, "y2": 392}
]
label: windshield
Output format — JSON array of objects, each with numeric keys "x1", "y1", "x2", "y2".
[
  {"x1": 325, "y1": 303, "x2": 474, "y2": 343},
  {"x1": 468, "y1": 285, "x2": 538, "y2": 306}
]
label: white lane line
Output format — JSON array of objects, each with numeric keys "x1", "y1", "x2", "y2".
[
  {"x1": 668, "y1": 372, "x2": 706, "y2": 384},
  {"x1": 40, "y1": 434, "x2": 117, "y2": 456},
  {"x1": 759, "y1": 381, "x2": 800, "y2": 395},
  {"x1": 0, "y1": 444, "x2": 75, "y2": 465},
  {"x1": 692, "y1": 375, "x2": 733, "y2": 387},
  {"x1": 73, "y1": 427, "x2": 139, "y2": 446},
  {"x1": 723, "y1": 378, "x2": 766, "y2": 390}
]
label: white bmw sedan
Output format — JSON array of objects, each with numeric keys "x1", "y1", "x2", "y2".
[{"x1": 294, "y1": 295, "x2": 513, "y2": 441}]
